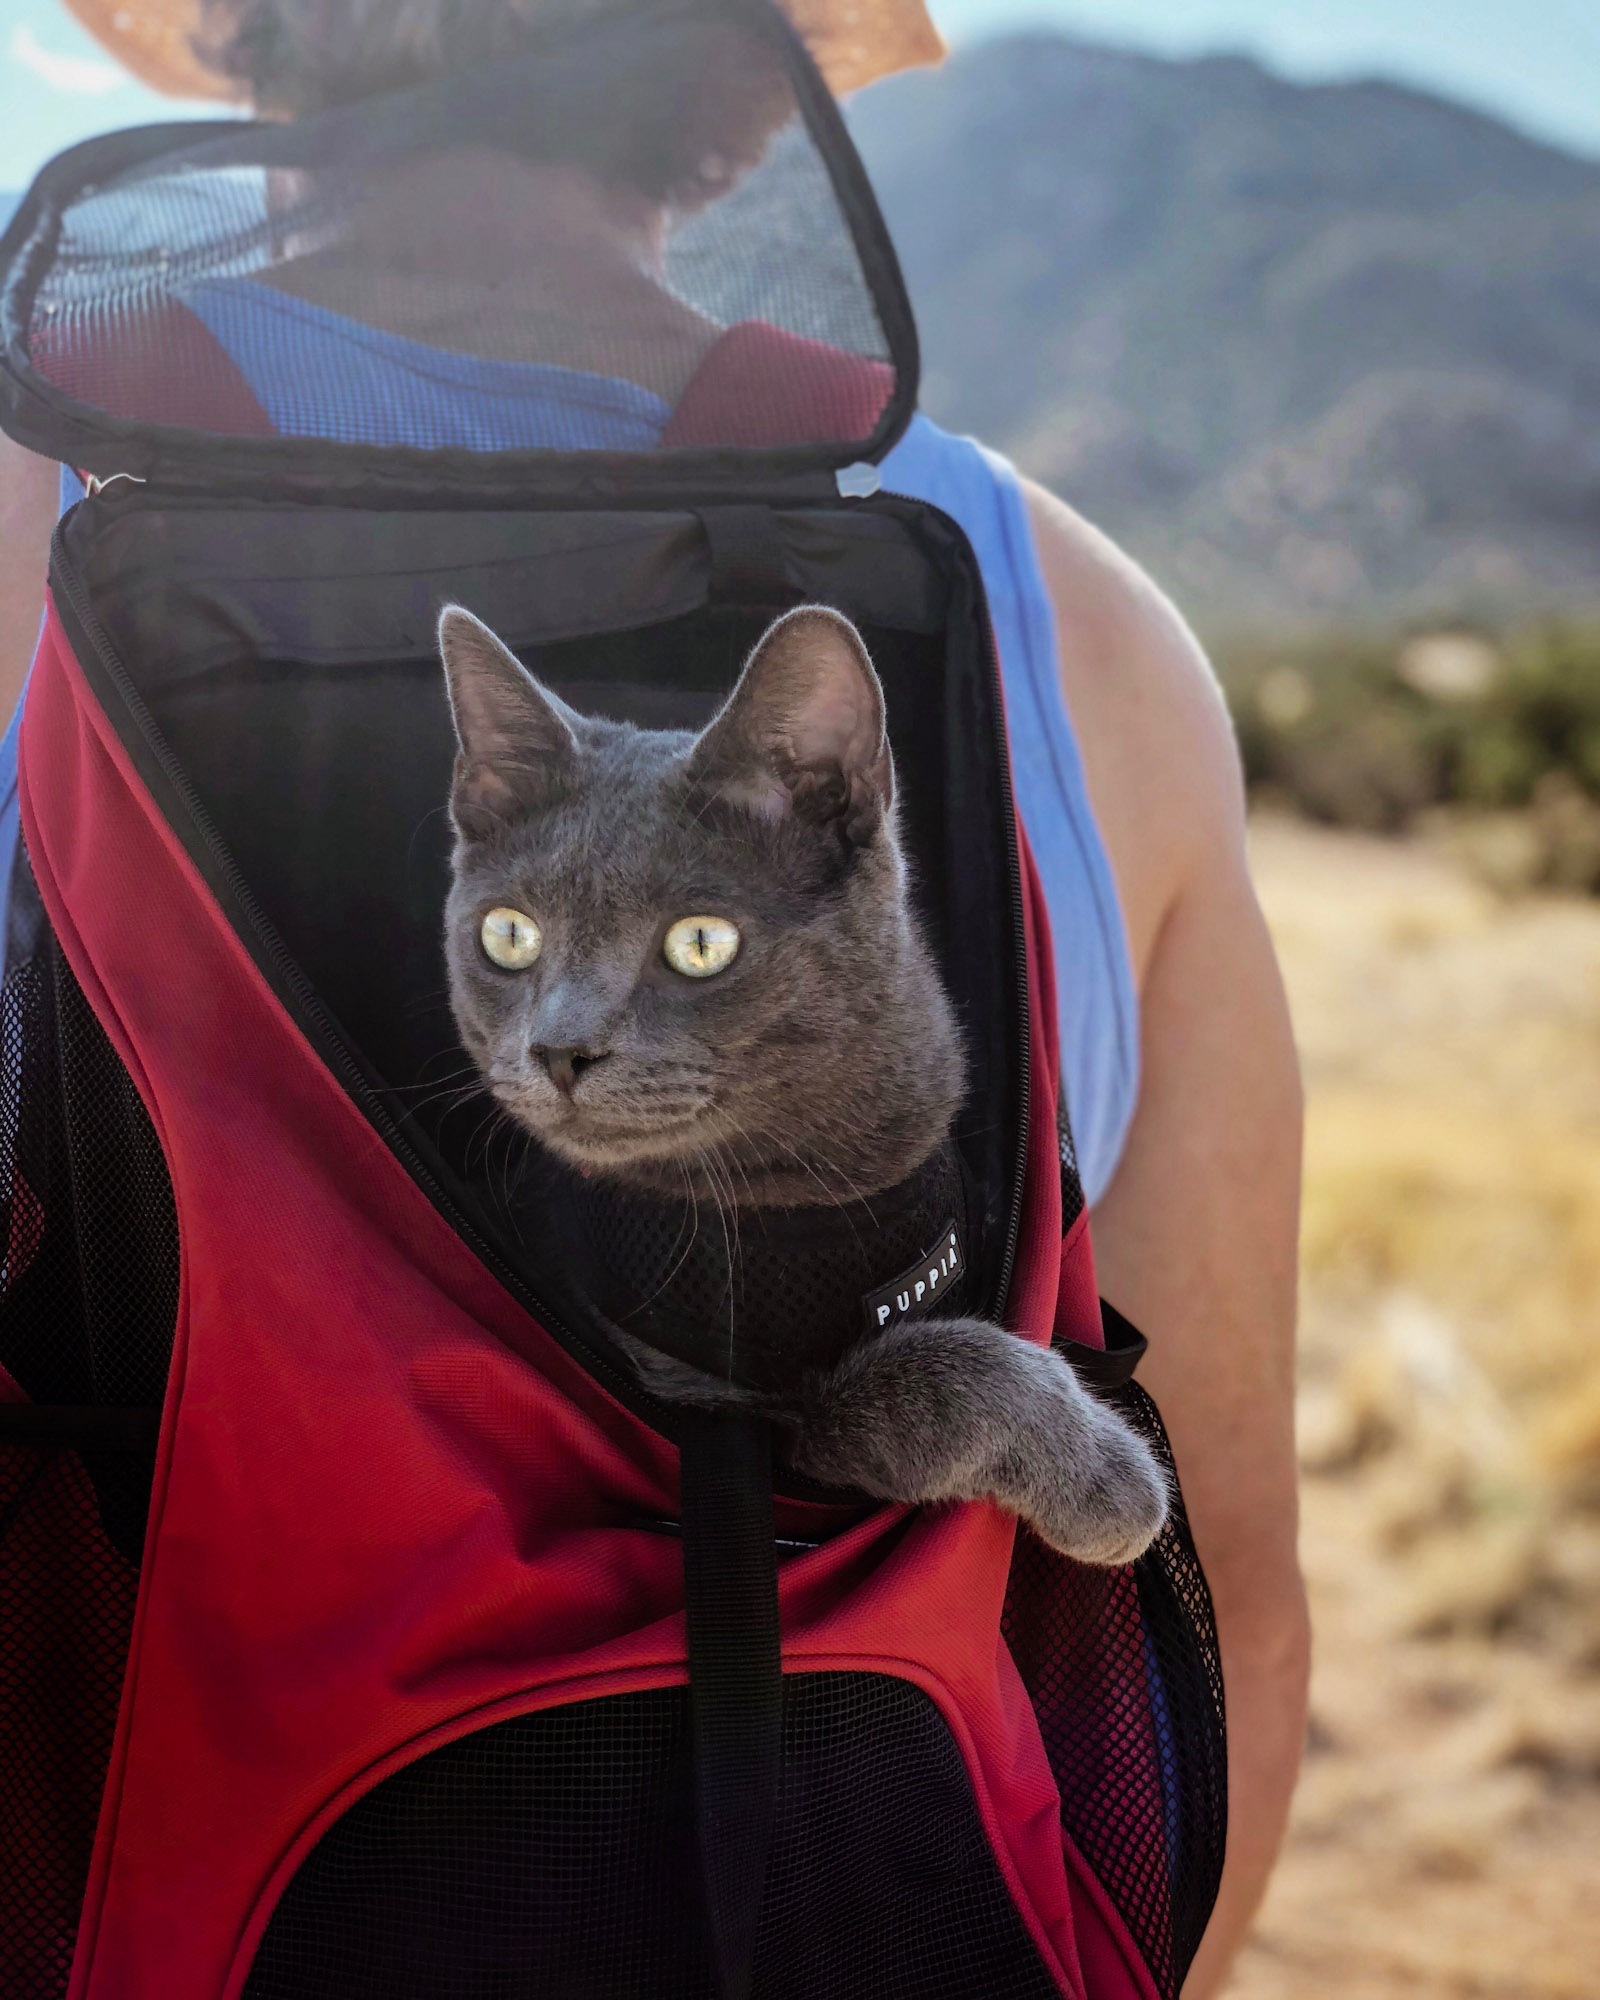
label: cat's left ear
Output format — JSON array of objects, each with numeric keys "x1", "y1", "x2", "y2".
[
  {"x1": 690, "y1": 606, "x2": 893, "y2": 845},
  {"x1": 438, "y1": 605, "x2": 581, "y2": 839}
]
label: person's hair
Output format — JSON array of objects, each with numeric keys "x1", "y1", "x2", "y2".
[{"x1": 195, "y1": 0, "x2": 794, "y2": 205}]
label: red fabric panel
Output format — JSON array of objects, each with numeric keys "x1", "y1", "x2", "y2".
[
  {"x1": 0, "y1": 1360, "x2": 25, "y2": 1403},
  {"x1": 20, "y1": 604, "x2": 1102, "y2": 1998},
  {"x1": 1055, "y1": 1209, "x2": 1103, "y2": 1348},
  {"x1": 662, "y1": 320, "x2": 894, "y2": 450},
  {"x1": 1016, "y1": 817, "x2": 1104, "y2": 1353},
  {"x1": 1065, "y1": 1834, "x2": 1164, "y2": 2000},
  {"x1": 30, "y1": 297, "x2": 275, "y2": 437},
  {"x1": 1007, "y1": 820, "x2": 1068, "y2": 1342}
]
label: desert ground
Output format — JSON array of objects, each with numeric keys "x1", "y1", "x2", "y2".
[{"x1": 1223, "y1": 816, "x2": 1600, "y2": 2000}]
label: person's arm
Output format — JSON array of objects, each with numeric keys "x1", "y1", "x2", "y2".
[
  {"x1": 1022, "y1": 481, "x2": 1308, "y2": 1999},
  {"x1": 0, "y1": 434, "x2": 59, "y2": 723}
]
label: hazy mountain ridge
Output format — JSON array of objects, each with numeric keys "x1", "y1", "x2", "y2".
[{"x1": 850, "y1": 36, "x2": 1600, "y2": 631}]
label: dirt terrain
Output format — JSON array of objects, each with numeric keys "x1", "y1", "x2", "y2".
[{"x1": 1222, "y1": 816, "x2": 1600, "y2": 2000}]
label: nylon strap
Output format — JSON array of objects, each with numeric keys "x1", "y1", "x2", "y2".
[
  {"x1": 696, "y1": 505, "x2": 797, "y2": 607},
  {"x1": 679, "y1": 1409, "x2": 783, "y2": 2000},
  {"x1": 0, "y1": 1405, "x2": 161, "y2": 1448},
  {"x1": 1053, "y1": 1299, "x2": 1149, "y2": 1392}
]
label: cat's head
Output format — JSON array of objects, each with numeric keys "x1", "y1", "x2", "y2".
[{"x1": 437, "y1": 603, "x2": 963, "y2": 1206}]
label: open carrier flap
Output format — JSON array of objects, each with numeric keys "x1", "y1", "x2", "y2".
[
  {"x1": 0, "y1": 4, "x2": 1225, "y2": 1997},
  {"x1": 0, "y1": 0, "x2": 915, "y2": 497}
]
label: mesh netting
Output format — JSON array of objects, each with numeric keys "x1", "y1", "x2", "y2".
[
  {"x1": 0, "y1": 867, "x2": 181, "y2": 1995},
  {"x1": 0, "y1": 1446, "x2": 140, "y2": 1998},
  {"x1": 566, "y1": 1138, "x2": 974, "y2": 1392},
  {"x1": 1003, "y1": 1384, "x2": 1228, "y2": 2000},
  {"x1": 23, "y1": 5, "x2": 896, "y2": 459},
  {"x1": 1057, "y1": 1081, "x2": 1086, "y2": 1234},
  {"x1": 244, "y1": 1671, "x2": 1064, "y2": 1999}
]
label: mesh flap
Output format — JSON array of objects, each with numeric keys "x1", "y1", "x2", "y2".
[{"x1": 0, "y1": 0, "x2": 914, "y2": 496}]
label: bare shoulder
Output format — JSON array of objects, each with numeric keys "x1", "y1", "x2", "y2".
[
  {"x1": 0, "y1": 434, "x2": 60, "y2": 726},
  {"x1": 1018, "y1": 475, "x2": 1246, "y2": 981}
]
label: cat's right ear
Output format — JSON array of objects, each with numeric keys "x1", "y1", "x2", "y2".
[{"x1": 437, "y1": 606, "x2": 579, "y2": 839}]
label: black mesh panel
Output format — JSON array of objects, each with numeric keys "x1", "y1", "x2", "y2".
[
  {"x1": 244, "y1": 1672, "x2": 1065, "y2": 2000},
  {"x1": 22, "y1": 5, "x2": 898, "y2": 463},
  {"x1": 564, "y1": 1139, "x2": 976, "y2": 1392},
  {"x1": 1003, "y1": 1386, "x2": 1228, "y2": 2000},
  {"x1": 1057, "y1": 1080, "x2": 1086, "y2": 1234},
  {"x1": 0, "y1": 865, "x2": 182, "y2": 1996},
  {"x1": 0, "y1": 1445, "x2": 140, "y2": 1999}
]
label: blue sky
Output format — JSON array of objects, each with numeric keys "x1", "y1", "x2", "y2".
[{"x1": 1, "y1": 0, "x2": 1597, "y2": 191}]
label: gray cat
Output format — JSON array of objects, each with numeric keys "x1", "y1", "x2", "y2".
[{"x1": 437, "y1": 601, "x2": 1168, "y2": 1564}]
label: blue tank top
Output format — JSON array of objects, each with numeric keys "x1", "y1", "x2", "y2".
[
  {"x1": 880, "y1": 421, "x2": 1138, "y2": 1203},
  {"x1": 0, "y1": 323, "x2": 1138, "y2": 1203}
]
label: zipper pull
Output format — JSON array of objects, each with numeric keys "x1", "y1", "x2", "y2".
[{"x1": 835, "y1": 462, "x2": 882, "y2": 499}]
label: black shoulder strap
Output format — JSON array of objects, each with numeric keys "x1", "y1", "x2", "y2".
[
  {"x1": 1053, "y1": 1298, "x2": 1149, "y2": 1392},
  {"x1": 678, "y1": 1410, "x2": 783, "y2": 2000}
]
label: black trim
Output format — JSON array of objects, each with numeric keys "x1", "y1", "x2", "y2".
[
  {"x1": 969, "y1": 574, "x2": 1030, "y2": 1315},
  {"x1": 1054, "y1": 1300, "x2": 1149, "y2": 1393},
  {"x1": 680, "y1": 1414, "x2": 783, "y2": 2000},
  {"x1": 0, "y1": 0, "x2": 919, "y2": 503},
  {"x1": 0, "y1": 1403, "x2": 161, "y2": 1448}
]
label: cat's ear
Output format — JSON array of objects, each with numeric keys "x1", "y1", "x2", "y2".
[
  {"x1": 690, "y1": 606, "x2": 893, "y2": 844},
  {"x1": 438, "y1": 606, "x2": 579, "y2": 838}
]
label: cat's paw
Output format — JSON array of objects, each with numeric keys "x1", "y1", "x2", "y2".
[{"x1": 1017, "y1": 1371, "x2": 1170, "y2": 1566}]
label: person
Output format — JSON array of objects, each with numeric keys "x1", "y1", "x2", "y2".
[{"x1": 0, "y1": 2, "x2": 1308, "y2": 1992}]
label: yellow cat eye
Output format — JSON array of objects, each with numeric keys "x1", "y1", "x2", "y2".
[
  {"x1": 480, "y1": 907, "x2": 542, "y2": 971},
  {"x1": 663, "y1": 916, "x2": 741, "y2": 979}
]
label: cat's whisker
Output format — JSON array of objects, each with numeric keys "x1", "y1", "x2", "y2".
[
  {"x1": 404, "y1": 803, "x2": 451, "y2": 877},
  {"x1": 388, "y1": 1061, "x2": 484, "y2": 1097},
  {"x1": 389, "y1": 1075, "x2": 492, "y2": 1119},
  {"x1": 398, "y1": 985, "x2": 458, "y2": 1021},
  {"x1": 626, "y1": 1164, "x2": 703, "y2": 1313},
  {"x1": 739, "y1": 1117, "x2": 877, "y2": 1231},
  {"x1": 461, "y1": 1103, "x2": 518, "y2": 1190},
  {"x1": 690, "y1": 1141, "x2": 741, "y2": 1379}
]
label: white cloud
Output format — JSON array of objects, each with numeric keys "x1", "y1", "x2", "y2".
[{"x1": 9, "y1": 22, "x2": 126, "y2": 97}]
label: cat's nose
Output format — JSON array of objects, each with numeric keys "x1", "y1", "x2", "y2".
[{"x1": 535, "y1": 1046, "x2": 610, "y2": 1096}]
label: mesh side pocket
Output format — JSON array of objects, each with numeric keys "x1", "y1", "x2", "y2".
[
  {"x1": 0, "y1": 867, "x2": 181, "y2": 1994},
  {"x1": 0, "y1": 1445, "x2": 139, "y2": 1998},
  {"x1": 0, "y1": 909, "x2": 178, "y2": 1557},
  {"x1": 1003, "y1": 1385, "x2": 1228, "y2": 2000}
]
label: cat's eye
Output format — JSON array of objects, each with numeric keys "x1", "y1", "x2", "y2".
[
  {"x1": 663, "y1": 916, "x2": 741, "y2": 979},
  {"x1": 480, "y1": 907, "x2": 542, "y2": 971}
]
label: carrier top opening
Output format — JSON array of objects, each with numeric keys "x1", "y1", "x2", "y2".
[{"x1": 0, "y1": 0, "x2": 917, "y2": 502}]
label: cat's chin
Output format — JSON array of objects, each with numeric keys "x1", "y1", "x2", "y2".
[
  {"x1": 543, "y1": 1130, "x2": 945, "y2": 1212},
  {"x1": 518, "y1": 1114, "x2": 709, "y2": 1181}
]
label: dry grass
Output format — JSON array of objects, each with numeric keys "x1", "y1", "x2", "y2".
[{"x1": 1223, "y1": 816, "x2": 1600, "y2": 1999}]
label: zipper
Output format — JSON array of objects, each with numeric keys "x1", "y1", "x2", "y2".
[{"x1": 954, "y1": 532, "x2": 1031, "y2": 1318}]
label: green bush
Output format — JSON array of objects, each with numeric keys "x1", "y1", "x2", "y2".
[{"x1": 1219, "y1": 624, "x2": 1600, "y2": 889}]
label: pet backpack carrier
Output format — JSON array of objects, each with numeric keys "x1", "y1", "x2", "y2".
[{"x1": 0, "y1": 4, "x2": 1225, "y2": 1995}]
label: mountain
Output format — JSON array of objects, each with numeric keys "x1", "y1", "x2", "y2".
[{"x1": 850, "y1": 37, "x2": 1600, "y2": 632}]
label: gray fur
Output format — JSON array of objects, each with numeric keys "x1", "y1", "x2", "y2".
[{"x1": 438, "y1": 602, "x2": 1169, "y2": 1563}]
